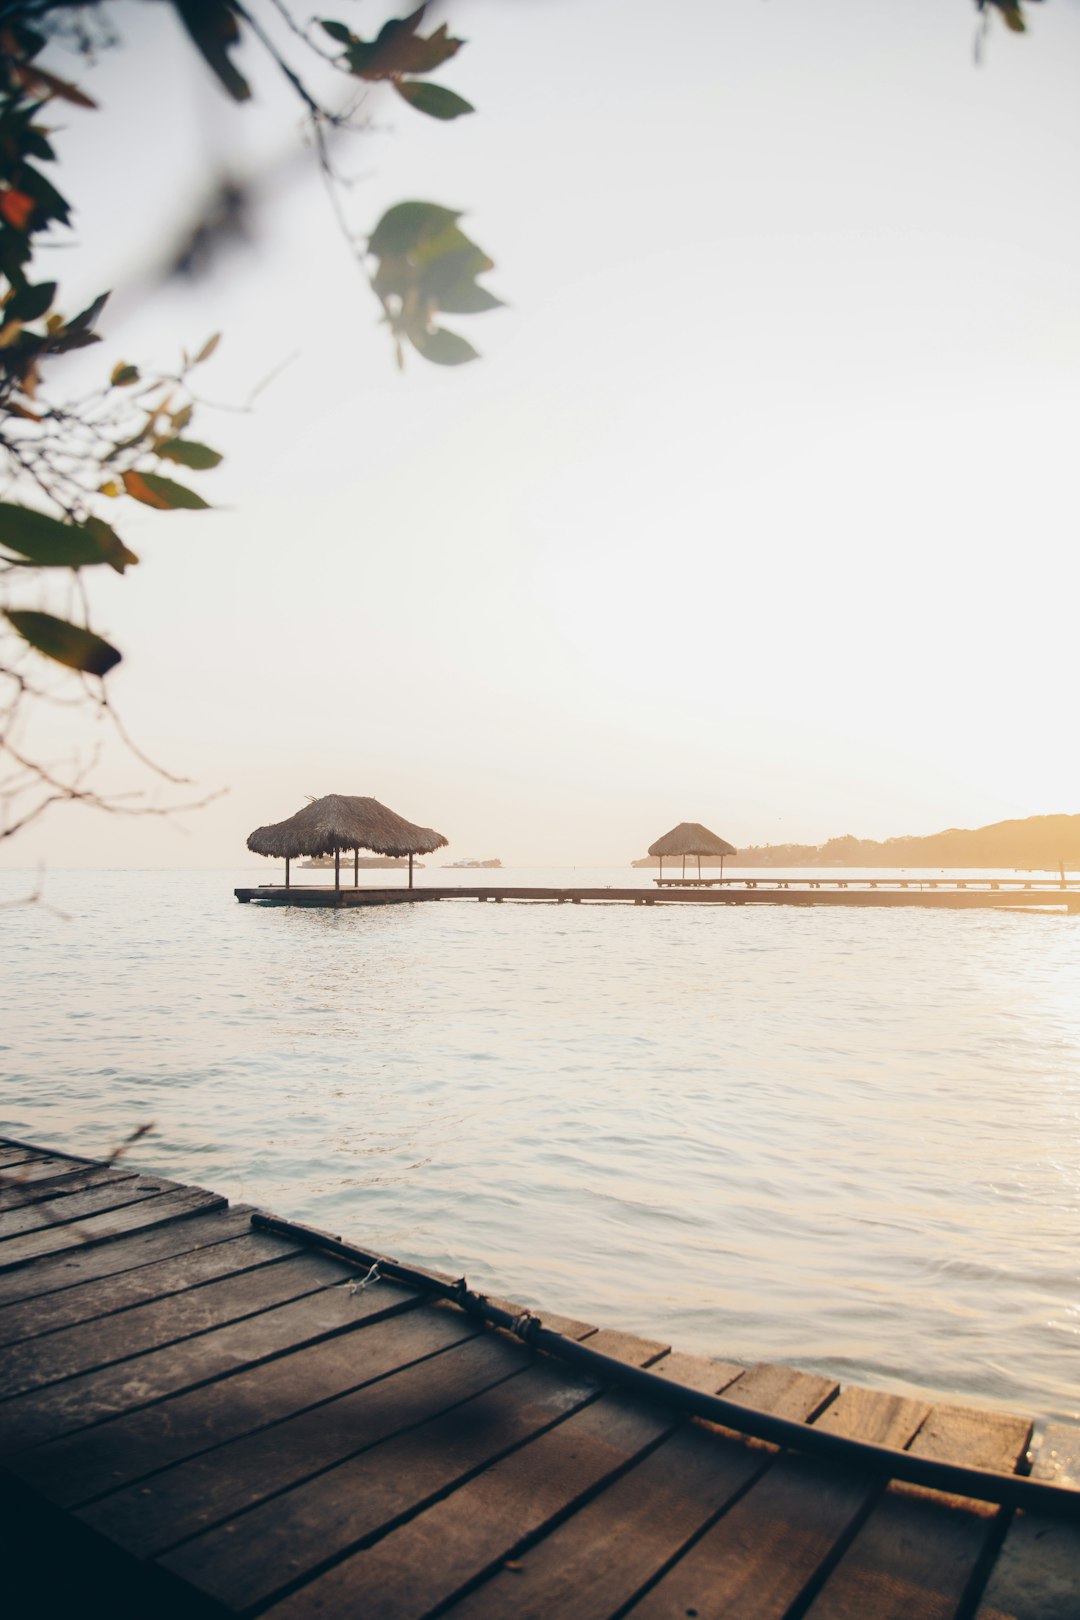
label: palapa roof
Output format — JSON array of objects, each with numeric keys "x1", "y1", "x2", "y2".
[
  {"x1": 648, "y1": 822, "x2": 737, "y2": 859},
  {"x1": 247, "y1": 794, "x2": 448, "y2": 861}
]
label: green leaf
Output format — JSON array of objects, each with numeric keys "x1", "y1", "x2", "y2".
[
  {"x1": 412, "y1": 225, "x2": 491, "y2": 282},
  {"x1": 21, "y1": 129, "x2": 56, "y2": 163},
  {"x1": 5, "y1": 610, "x2": 121, "y2": 676},
  {"x1": 7, "y1": 280, "x2": 55, "y2": 322},
  {"x1": 50, "y1": 290, "x2": 110, "y2": 354},
  {"x1": 122, "y1": 470, "x2": 211, "y2": 511},
  {"x1": 319, "y1": 18, "x2": 355, "y2": 45},
  {"x1": 0, "y1": 502, "x2": 133, "y2": 570},
  {"x1": 171, "y1": 0, "x2": 252, "y2": 101},
  {"x1": 408, "y1": 326, "x2": 478, "y2": 365},
  {"x1": 369, "y1": 201, "x2": 461, "y2": 259},
  {"x1": 110, "y1": 362, "x2": 140, "y2": 386},
  {"x1": 85, "y1": 517, "x2": 139, "y2": 574},
  {"x1": 393, "y1": 81, "x2": 473, "y2": 120},
  {"x1": 436, "y1": 281, "x2": 503, "y2": 315},
  {"x1": 343, "y1": 9, "x2": 463, "y2": 78},
  {"x1": 156, "y1": 438, "x2": 223, "y2": 470},
  {"x1": 16, "y1": 162, "x2": 71, "y2": 226}
]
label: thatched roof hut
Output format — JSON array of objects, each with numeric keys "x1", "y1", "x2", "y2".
[
  {"x1": 647, "y1": 822, "x2": 737, "y2": 882},
  {"x1": 247, "y1": 794, "x2": 447, "y2": 888}
]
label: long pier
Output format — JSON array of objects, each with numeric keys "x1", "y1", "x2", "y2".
[
  {"x1": 235, "y1": 879, "x2": 1080, "y2": 911},
  {"x1": 1, "y1": 1134, "x2": 1077, "y2": 1617}
]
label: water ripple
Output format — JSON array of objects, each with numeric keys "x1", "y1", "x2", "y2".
[{"x1": 2, "y1": 866, "x2": 1079, "y2": 1423}]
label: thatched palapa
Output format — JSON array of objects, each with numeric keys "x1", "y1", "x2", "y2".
[
  {"x1": 647, "y1": 822, "x2": 737, "y2": 882},
  {"x1": 247, "y1": 794, "x2": 447, "y2": 889}
]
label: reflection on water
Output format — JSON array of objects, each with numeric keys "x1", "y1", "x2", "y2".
[{"x1": 2, "y1": 866, "x2": 1079, "y2": 1422}]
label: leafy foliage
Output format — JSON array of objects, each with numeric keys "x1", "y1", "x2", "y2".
[
  {"x1": 0, "y1": 0, "x2": 502, "y2": 836},
  {"x1": 369, "y1": 202, "x2": 501, "y2": 366},
  {"x1": 5, "y1": 609, "x2": 120, "y2": 676},
  {"x1": 976, "y1": 0, "x2": 1043, "y2": 32},
  {"x1": 320, "y1": 6, "x2": 472, "y2": 118}
]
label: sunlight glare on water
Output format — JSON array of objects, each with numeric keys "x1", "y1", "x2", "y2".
[{"x1": 3, "y1": 867, "x2": 1079, "y2": 1423}]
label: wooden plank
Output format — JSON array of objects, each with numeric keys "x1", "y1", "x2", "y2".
[
  {"x1": 974, "y1": 1422, "x2": 1080, "y2": 1620},
  {"x1": 0, "y1": 1267, "x2": 421, "y2": 1454},
  {"x1": 722, "y1": 1360, "x2": 839, "y2": 1422},
  {"x1": 20, "y1": 1302, "x2": 481, "y2": 1508},
  {"x1": 0, "y1": 1228, "x2": 300, "y2": 1349},
  {"x1": 0, "y1": 1249, "x2": 350, "y2": 1399},
  {"x1": 0, "y1": 1155, "x2": 120, "y2": 1191},
  {"x1": 812, "y1": 1386, "x2": 932, "y2": 1448},
  {"x1": 0, "y1": 1185, "x2": 226, "y2": 1271},
  {"x1": 651, "y1": 1350, "x2": 745, "y2": 1391},
  {"x1": 746, "y1": 1397, "x2": 1029, "y2": 1620},
  {"x1": 84, "y1": 1325, "x2": 530, "y2": 1557},
  {"x1": 622, "y1": 1383, "x2": 926, "y2": 1620},
  {"x1": 159, "y1": 1351, "x2": 606, "y2": 1613},
  {"x1": 297, "y1": 1344, "x2": 754, "y2": 1620},
  {"x1": 100, "y1": 1302, "x2": 628, "y2": 1555},
  {"x1": 0, "y1": 1204, "x2": 254, "y2": 1307},
  {"x1": 584, "y1": 1328, "x2": 669, "y2": 1364},
  {"x1": 0, "y1": 1146, "x2": 56, "y2": 1168},
  {"x1": 0, "y1": 1174, "x2": 185, "y2": 1241},
  {"x1": 0, "y1": 1164, "x2": 139, "y2": 1209}
]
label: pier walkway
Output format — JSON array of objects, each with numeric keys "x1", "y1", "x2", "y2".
[
  {"x1": 234, "y1": 879, "x2": 1080, "y2": 911},
  {"x1": 1, "y1": 1134, "x2": 1077, "y2": 1618}
]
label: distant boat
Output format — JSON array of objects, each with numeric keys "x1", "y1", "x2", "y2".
[
  {"x1": 298, "y1": 856, "x2": 425, "y2": 870},
  {"x1": 443, "y1": 858, "x2": 502, "y2": 869}
]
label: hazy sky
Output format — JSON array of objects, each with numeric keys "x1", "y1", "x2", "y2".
[{"x1": 4, "y1": 0, "x2": 1080, "y2": 867}]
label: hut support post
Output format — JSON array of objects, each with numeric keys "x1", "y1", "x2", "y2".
[
  {"x1": 354, "y1": 849, "x2": 359, "y2": 888},
  {"x1": 285, "y1": 857, "x2": 290, "y2": 890},
  {"x1": 408, "y1": 853, "x2": 414, "y2": 890},
  {"x1": 658, "y1": 856, "x2": 663, "y2": 882},
  {"x1": 334, "y1": 848, "x2": 340, "y2": 889}
]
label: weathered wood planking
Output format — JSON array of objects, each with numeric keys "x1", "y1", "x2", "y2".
[
  {"x1": 0, "y1": 1248, "x2": 350, "y2": 1400},
  {"x1": 0, "y1": 1184, "x2": 227, "y2": 1271},
  {"x1": 0, "y1": 1158, "x2": 137, "y2": 1199},
  {"x1": 278, "y1": 1353, "x2": 759, "y2": 1620},
  {"x1": 156, "y1": 1346, "x2": 611, "y2": 1611},
  {"x1": 0, "y1": 1226, "x2": 301, "y2": 1349},
  {"x1": 15, "y1": 1306, "x2": 475, "y2": 1509},
  {"x1": 800, "y1": 1403, "x2": 1032, "y2": 1620},
  {"x1": 0, "y1": 1202, "x2": 255, "y2": 1307},
  {"x1": 0, "y1": 1261, "x2": 423, "y2": 1454},
  {"x1": 974, "y1": 1423, "x2": 1080, "y2": 1620},
  {"x1": 1, "y1": 1135, "x2": 1075, "y2": 1620},
  {"x1": 425, "y1": 1366, "x2": 852, "y2": 1620}
]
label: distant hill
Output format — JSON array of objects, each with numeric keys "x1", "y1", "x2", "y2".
[{"x1": 634, "y1": 814, "x2": 1080, "y2": 870}]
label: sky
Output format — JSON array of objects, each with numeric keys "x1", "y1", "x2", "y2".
[{"x1": 4, "y1": 0, "x2": 1080, "y2": 867}]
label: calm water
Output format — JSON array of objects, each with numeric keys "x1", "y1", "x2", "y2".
[{"x1": 3, "y1": 866, "x2": 1079, "y2": 1423}]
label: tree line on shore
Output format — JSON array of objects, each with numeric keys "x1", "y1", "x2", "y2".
[{"x1": 635, "y1": 814, "x2": 1080, "y2": 870}]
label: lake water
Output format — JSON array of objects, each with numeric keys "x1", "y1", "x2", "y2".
[{"x1": 3, "y1": 865, "x2": 1079, "y2": 1424}]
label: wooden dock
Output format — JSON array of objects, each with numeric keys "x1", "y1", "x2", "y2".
[
  {"x1": 1, "y1": 1134, "x2": 1077, "y2": 1618},
  {"x1": 235, "y1": 880, "x2": 1080, "y2": 911}
]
